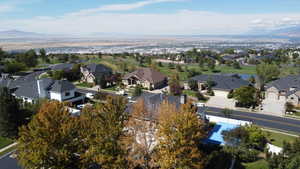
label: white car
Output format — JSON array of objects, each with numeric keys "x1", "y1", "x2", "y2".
[
  {"x1": 196, "y1": 103, "x2": 206, "y2": 107},
  {"x1": 86, "y1": 93, "x2": 94, "y2": 99}
]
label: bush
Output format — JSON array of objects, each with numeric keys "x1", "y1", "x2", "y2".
[
  {"x1": 286, "y1": 102, "x2": 295, "y2": 112},
  {"x1": 227, "y1": 90, "x2": 234, "y2": 99},
  {"x1": 133, "y1": 85, "x2": 143, "y2": 97},
  {"x1": 207, "y1": 88, "x2": 215, "y2": 96},
  {"x1": 196, "y1": 92, "x2": 207, "y2": 101},
  {"x1": 188, "y1": 80, "x2": 198, "y2": 91}
]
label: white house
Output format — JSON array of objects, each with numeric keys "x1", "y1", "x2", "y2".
[{"x1": 14, "y1": 78, "x2": 85, "y2": 104}]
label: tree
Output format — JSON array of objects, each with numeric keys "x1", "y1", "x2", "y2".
[
  {"x1": 133, "y1": 85, "x2": 143, "y2": 97},
  {"x1": 18, "y1": 101, "x2": 88, "y2": 169},
  {"x1": 244, "y1": 125, "x2": 267, "y2": 150},
  {"x1": 158, "y1": 62, "x2": 163, "y2": 67},
  {"x1": 39, "y1": 48, "x2": 49, "y2": 62},
  {"x1": 0, "y1": 48, "x2": 7, "y2": 63},
  {"x1": 232, "y1": 61, "x2": 241, "y2": 69},
  {"x1": 4, "y1": 61, "x2": 26, "y2": 74},
  {"x1": 16, "y1": 49, "x2": 38, "y2": 67},
  {"x1": 156, "y1": 101, "x2": 206, "y2": 169},
  {"x1": 169, "y1": 73, "x2": 182, "y2": 96},
  {"x1": 267, "y1": 138, "x2": 300, "y2": 169},
  {"x1": 188, "y1": 79, "x2": 198, "y2": 91},
  {"x1": 176, "y1": 64, "x2": 183, "y2": 72},
  {"x1": 98, "y1": 52, "x2": 103, "y2": 59},
  {"x1": 81, "y1": 96, "x2": 129, "y2": 169},
  {"x1": 52, "y1": 70, "x2": 65, "y2": 80},
  {"x1": 187, "y1": 68, "x2": 201, "y2": 78},
  {"x1": 0, "y1": 87, "x2": 25, "y2": 139},
  {"x1": 126, "y1": 99, "x2": 157, "y2": 169},
  {"x1": 233, "y1": 86, "x2": 256, "y2": 107},
  {"x1": 207, "y1": 59, "x2": 216, "y2": 70},
  {"x1": 256, "y1": 63, "x2": 280, "y2": 89},
  {"x1": 96, "y1": 75, "x2": 107, "y2": 88},
  {"x1": 224, "y1": 48, "x2": 235, "y2": 54}
]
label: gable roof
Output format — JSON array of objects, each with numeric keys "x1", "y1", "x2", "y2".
[
  {"x1": 14, "y1": 81, "x2": 39, "y2": 99},
  {"x1": 191, "y1": 74, "x2": 250, "y2": 91},
  {"x1": 50, "y1": 80, "x2": 75, "y2": 93},
  {"x1": 266, "y1": 75, "x2": 300, "y2": 91},
  {"x1": 124, "y1": 68, "x2": 167, "y2": 84},
  {"x1": 50, "y1": 63, "x2": 74, "y2": 71}
]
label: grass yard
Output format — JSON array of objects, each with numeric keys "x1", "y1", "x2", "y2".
[
  {"x1": 183, "y1": 90, "x2": 198, "y2": 98},
  {"x1": 243, "y1": 159, "x2": 268, "y2": 169},
  {"x1": 157, "y1": 63, "x2": 257, "y2": 81},
  {"x1": 265, "y1": 130, "x2": 298, "y2": 147},
  {"x1": 0, "y1": 136, "x2": 13, "y2": 149},
  {"x1": 76, "y1": 82, "x2": 94, "y2": 88}
]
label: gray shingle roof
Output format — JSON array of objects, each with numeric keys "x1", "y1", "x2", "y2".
[
  {"x1": 86, "y1": 63, "x2": 112, "y2": 73},
  {"x1": 266, "y1": 75, "x2": 300, "y2": 91},
  {"x1": 14, "y1": 81, "x2": 39, "y2": 99},
  {"x1": 50, "y1": 63, "x2": 74, "y2": 71},
  {"x1": 191, "y1": 74, "x2": 250, "y2": 91},
  {"x1": 124, "y1": 68, "x2": 167, "y2": 84},
  {"x1": 50, "y1": 80, "x2": 75, "y2": 93},
  {"x1": 129, "y1": 92, "x2": 182, "y2": 120}
]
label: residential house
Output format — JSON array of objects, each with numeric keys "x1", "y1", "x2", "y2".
[
  {"x1": 0, "y1": 73, "x2": 13, "y2": 89},
  {"x1": 14, "y1": 78, "x2": 85, "y2": 104},
  {"x1": 129, "y1": 92, "x2": 186, "y2": 120},
  {"x1": 265, "y1": 75, "x2": 300, "y2": 106},
  {"x1": 123, "y1": 68, "x2": 167, "y2": 90},
  {"x1": 190, "y1": 74, "x2": 251, "y2": 97},
  {"x1": 80, "y1": 63, "x2": 112, "y2": 84}
]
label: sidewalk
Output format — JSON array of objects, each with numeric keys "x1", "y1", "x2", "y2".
[{"x1": 0, "y1": 143, "x2": 17, "y2": 155}]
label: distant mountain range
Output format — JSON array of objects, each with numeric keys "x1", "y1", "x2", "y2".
[
  {"x1": 1, "y1": 27, "x2": 300, "y2": 40},
  {"x1": 271, "y1": 26, "x2": 300, "y2": 37},
  {"x1": 0, "y1": 30, "x2": 47, "y2": 38}
]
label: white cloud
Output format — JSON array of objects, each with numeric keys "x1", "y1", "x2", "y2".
[
  {"x1": 0, "y1": 4, "x2": 15, "y2": 13},
  {"x1": 68, "y1": 0, "x2": 182, "y2": 16},
  {"x1": 2, "y1": 8, "x2": 300, "y2": 35}
]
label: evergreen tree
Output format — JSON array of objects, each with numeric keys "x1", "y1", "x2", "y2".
[{"x1": 0, "y1": 87, "x2": 24, "y2": 138}]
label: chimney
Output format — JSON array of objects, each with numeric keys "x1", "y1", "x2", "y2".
[
  {"x1": 180, "y1": 94, "x2": 187, "y2": 104},
  {"x1": 1, "y1": 73, "x2": 9, "y2": 79},
  {"x1": 37, "y1": 79, "x2": 48, "y2": 98}
]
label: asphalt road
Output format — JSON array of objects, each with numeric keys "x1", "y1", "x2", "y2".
[
  {"x1": 199, "y1": 107, "x2": 300, "y2": 134},
  {"x1": 0, "y1": 152, "x2": 21, "y2": 169}
]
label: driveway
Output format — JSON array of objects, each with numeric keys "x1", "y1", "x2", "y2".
[
  {"x1": 261, "y1": 99, "x2": 286, "y2": 116},
  {"x1": 206, "y1": 96, "x2": 236, "y2": 109}
]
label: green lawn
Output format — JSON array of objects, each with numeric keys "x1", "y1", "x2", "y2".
[
  {"x1": 157, "y1": 64, "x2": 257, "y2": 81},
  {"x1": 265, "y1": 131, "x2": 298, "y2": 147},
  {"x1": 76, "y1": 82, "x2": 94, "y2": 88},
  {"x1": 0, "y1": 136, "x2": 13, "y2": 149},
  {"x1": 243, "y1": 159, "x2": 268, "y2": 169},
  {"x1": 183, "y1": 90, "x2": 198, "y2": 98}
]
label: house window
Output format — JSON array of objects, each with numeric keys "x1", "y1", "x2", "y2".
[
  {"x1": 291, "y1": 97, "x2": 294, "y2": 100},
  {"x1": 65, "y1": 92, "x2": 70, "y2": 97}
]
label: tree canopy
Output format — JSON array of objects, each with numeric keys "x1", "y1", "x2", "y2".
[
  {"x1": 0, "y1": 87, "x2": 25, "y2": 138},
  {"x1": 156, "y1": 101, "x2": 206, "y2": 169}
]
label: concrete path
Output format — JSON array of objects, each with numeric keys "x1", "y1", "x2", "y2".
[{"x1": 0, "y1": 143, "x2": 17, "y2": 155}]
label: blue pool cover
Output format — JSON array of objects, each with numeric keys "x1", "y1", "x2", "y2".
[{"x1": 205, "y1": 122, "x2": 238, "y2": 145}]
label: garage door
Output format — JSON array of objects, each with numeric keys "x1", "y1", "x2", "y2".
[
  {"x1": 267, "y1": 92, "x2": 278, "y2": 100},
  {"x1": 214, "y1": 90, "x2": 229, "y2": 97}
]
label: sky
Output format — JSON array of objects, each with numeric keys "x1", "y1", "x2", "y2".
[{"x1": 1, "y1": 0, "x2": 300, "y2": 35}]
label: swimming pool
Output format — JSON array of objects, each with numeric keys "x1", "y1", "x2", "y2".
[{"x1": 206, "y1": 122, "x2": 238, "y2": 145}]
